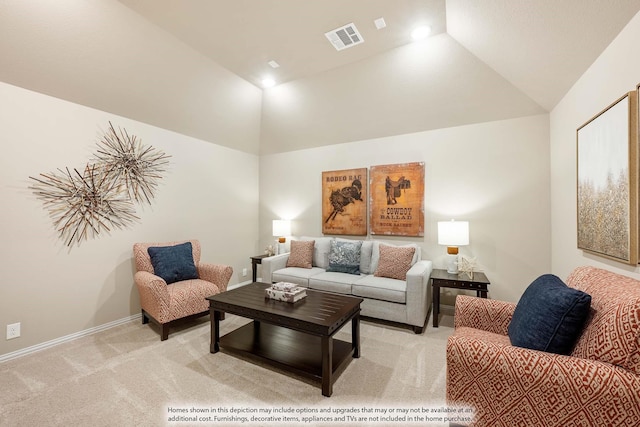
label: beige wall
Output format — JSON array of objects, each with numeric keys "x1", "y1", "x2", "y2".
[
  {"x1": 550, "y1": 11, "x2": 640, "y2": 279},
  {"x1": 0, "y1": 82, "x2": 260, "y2": 357},
  {"x1": 259, "y1": 114, "x2": 551, "y2": 304}
]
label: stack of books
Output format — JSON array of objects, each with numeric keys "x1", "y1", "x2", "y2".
[{"x1": 265, "y1": 282, "x2": 307, "y2": 303}]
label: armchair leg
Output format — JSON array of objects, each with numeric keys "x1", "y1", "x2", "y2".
[
  {"x1": 161, "y1": 324, "x2": 169, "y2": 341},
  {"x1": 142, "y1": 310, "x2": 149, "y2": 324}
]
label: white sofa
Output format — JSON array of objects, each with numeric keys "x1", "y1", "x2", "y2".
[{"x1": 261, "y1": 237, "x2": 433, "y2": 333}]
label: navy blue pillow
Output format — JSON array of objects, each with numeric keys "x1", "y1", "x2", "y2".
[
  {"x1": 147, "y1": 242, "x2": 198, "y2": 285},
  {"x1": 508, "y1": 274, "x2": 591, "y2": 355}
]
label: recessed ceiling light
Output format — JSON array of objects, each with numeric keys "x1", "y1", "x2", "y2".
[
  {"x1": 261, "y1": 78, "x2": 276, "y2": 88},
  {"x1": 411, "y1": 25, "x2": 431, "y2": 41},
  {"x1": 268, "y1": 60, "x2": 280, "y2": 69},
  {"x1": 374, "y1": 17, "x2": 386, "y2": 30}
]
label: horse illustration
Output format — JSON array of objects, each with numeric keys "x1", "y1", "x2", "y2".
[{"x1": 325, "y1": 179, "x2": 363, "y2": 223}]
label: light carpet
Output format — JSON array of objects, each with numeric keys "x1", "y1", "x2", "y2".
[{"x1": 0, "y1": 311, "x2": 455, "y2": 427}]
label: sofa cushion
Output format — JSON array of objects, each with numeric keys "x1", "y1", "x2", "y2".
[
  {"x1": 567, "y1": 266, "x2": 640, "y2": 374},
  {"x1": 370, "y1": 241, "x2": 420, "y2": 273},
  {"x1": 508, "y1": 274, "x2": 591, "y2": 355},
  {"x1": 147, "y1": 242, "x2": 198, "y2": 285},
  {"x1": 309, "y1": 272, "x2": 359, "y2": 294},
  {"x1": 287, "y1": 240, "x2": 314, "y2": 268},
  {"x1": 359, "y1": 241, "x2": 374, "y2": 274},
  {"x1": 327, "y1": 239, "x2": 362, "y2": 274},
  {"x1": 301, "y1": 236, "x2": 332, "y2": 268},
  {"x1": 352, "y1": 275, "x2": 407, "y2": 303},
  {"x1": 272, "y1": 267, "x2": 325, "y2": 288},
  {"x1": 374, "y1": 244, "x2": 416, "y2": 280}
]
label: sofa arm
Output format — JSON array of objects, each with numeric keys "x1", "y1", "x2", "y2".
[
  {"x1": 446, "y1": 330, "x2": 640, "y2": 426},
  {"x1": 405, "y1": 260, "x2": 433, "y2": 328},
  {"x1": 198, "y1": 263, "x2": 233, "y2": 292},
  {"x1": 260, "y1": 253, "x2": 290, "y2": 283},
  {"x1": 134, "y1": 271, "x2": 170, "y2": 322},
  {"x1": 454, "y1": 295, "x2": 516, "y2": 336}
]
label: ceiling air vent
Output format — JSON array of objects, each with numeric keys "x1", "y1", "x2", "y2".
[{"x1": 325, "y1": 23, "x2": 364, "y2": 51}]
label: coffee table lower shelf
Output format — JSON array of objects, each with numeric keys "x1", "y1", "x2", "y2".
[{"x1": 219, "y1": 321, "x2": 355, "y2": 390}]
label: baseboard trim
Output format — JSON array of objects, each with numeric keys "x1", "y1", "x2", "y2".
[{"x1": 0, "y1": 313, "x2": 142, "y2": 363}]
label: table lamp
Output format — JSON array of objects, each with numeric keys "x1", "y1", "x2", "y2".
[
  {"x1": 272, "y1": 219, "x2": 291, "y2": 254},
  {"x1": 438, "y1": 220, "x2": 469, "y2": 274}
]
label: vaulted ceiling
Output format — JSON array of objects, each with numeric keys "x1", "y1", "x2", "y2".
[
  {"x1": 2, "y1": 1, "x2": 640, "y2": 154},
  {"x1": 119, "y1": 0, "x2": 640, "y2": 111}
]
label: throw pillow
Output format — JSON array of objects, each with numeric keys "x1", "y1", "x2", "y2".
[
  {"x1": 374, "y1": 244, "x2": 416, "y2": 280},
  {"x1": 327, "y1": 239, "x2": 362, "y2": 275},
  {"x1": 147, "y1": 242, "x2": 199, "y2": 285},
  {"x1": 508, "y1": 274, "x2": 592, "y2": 355},
  {"x1": 286, "y1": 240, "x2": 314, "y2": 268}
]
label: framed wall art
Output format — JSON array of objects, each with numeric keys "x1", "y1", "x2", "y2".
[
  {"x1": 322, "y1": 168, "x2": 367, "y2": 235},
  {"x1": 369, "y1": 162, "x2": 424, "y2": 236},
  {"x1": 577, "y1": 91, "x2": 638, "y2": 264}
]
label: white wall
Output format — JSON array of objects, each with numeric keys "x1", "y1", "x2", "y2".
[
  {"x1": 551, "y1": 10, "x2": 640, "y2": 279},
  {"x1": 259, "y1": 114, "x2": 551, "y2": 304},
  {"x1": 0, "y1": 82, "x2": 260, "y2": 356}
]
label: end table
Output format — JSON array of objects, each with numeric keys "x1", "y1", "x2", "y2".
[
  {"x1": 250, "y1": 254, "x2": 271, "y2": 282},
  {"x1": 431, "y1": 269, "x2": 490, "y2": 327}
]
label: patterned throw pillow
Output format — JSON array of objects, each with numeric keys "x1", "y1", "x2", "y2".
[
  {"x1": 286, "y1": 240, "x2": 314, "y2": 268},
  {"x1": 374, "y1": 244, "x2": 416, "y2": 280},
  {"x1": 327, "y1": 239, "x2": 362, "y2": 275}
]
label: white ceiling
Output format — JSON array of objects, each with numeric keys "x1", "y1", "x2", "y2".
[
  {"x1": 119, "y1": 0, "x2": 640, "y2": 111},
  {"x1": 1, "y1": 1, "x2": 640, "y2": 154}
]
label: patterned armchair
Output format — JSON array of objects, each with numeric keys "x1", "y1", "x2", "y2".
[
  {"x1": 446, "y1": 266, "x2": 640, "y2": 426},
  {"x1": 133, "y1": 240, "x2": 233, "y2": 340}
]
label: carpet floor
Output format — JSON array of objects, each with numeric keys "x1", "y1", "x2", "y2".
[{"x1": 0, "y1": 311, "x2": 455, "y2": 427}]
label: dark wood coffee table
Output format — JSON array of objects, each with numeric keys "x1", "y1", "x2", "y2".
[{"x1": 207, "y1": 282, "x2": 362, "y2": 397}]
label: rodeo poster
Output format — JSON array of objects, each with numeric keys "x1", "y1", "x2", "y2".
[
  {"x1": 322, "y1": 168, "x2": 368, "y2": 235},
  {"x1": 369, "y1": 162, "x2": 424, "y2": 236}
]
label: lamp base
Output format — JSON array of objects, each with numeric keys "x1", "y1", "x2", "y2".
[{"x1": 446, "y1": 253, "x2": 459, "y2": 274}]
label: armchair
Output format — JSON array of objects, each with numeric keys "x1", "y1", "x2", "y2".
[
  {"x1": 133, "y1": 240, "x2": 233, "y2": 340},
  {"x1": 446, "y1": 266, "x2": 640, "y2": 426}
]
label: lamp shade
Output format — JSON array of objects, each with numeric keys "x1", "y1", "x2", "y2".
[
  {"x1": 438, "y1": 220, "x2": 469, "y2": 246},
  {"x1": 272, "y1": 219, "x2": 291, "y2": 237}
]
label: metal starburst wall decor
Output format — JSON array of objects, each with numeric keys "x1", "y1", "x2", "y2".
[
  {"x1": 93, "y1": 122, "x2": 170, "y2": 204},
  {"x1": 29, "y1": 123, "x2": 170, "y2": 249}
]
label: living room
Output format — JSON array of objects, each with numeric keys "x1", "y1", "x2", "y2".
[{"x1": 2, "y1": 1, "x2": 640, "y2": 425}]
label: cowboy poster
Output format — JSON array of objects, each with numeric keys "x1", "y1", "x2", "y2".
[
  {"x1": 369, "y1": 162, "x2": 424, "y2": 236},
  {"x1": 322, "y1": 168, "x2": 367, "y2": 235}
]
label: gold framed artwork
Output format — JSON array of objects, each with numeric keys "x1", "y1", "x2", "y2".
[
  {"x1": 577, "y1": 91, "x2": 638, "y2": 264},
  {"x1": 322, "y1": 168, "x2": 367, "y2": 235},
  {"x1": 369, "y1": 162, "x2": 424, "y2": 236}
]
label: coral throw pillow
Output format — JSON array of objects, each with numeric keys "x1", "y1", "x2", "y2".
[
  {"x1": 286, "y1": 240, "x2": 314, "y2": 269},
  {"x1": 374, "y1": 244, "x2": 416, "y2": 280}
]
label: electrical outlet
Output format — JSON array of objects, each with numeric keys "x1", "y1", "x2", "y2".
[
  {"x1": 242, "y1": 268, "x2": 247, "y2": 277},
  {"x1": 7, "y1": 322, "x2": 20, "y2": 340}
]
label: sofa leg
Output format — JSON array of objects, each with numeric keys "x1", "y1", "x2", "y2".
[{"x1": 413, "y1": 325, "x2": 424, "y2": 334}]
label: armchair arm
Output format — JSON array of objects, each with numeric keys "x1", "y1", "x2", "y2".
[
  {"x1": 134, "y1": 271, "x2": 170, "y2": 322},
  {"x1": 198, "y1": 263, "x2": 233, "y2": 292},
  {"x1": 405, "y1": 260, "x2": 433, "y2": 327},
  {"x1": 446, "y1": 331, "x2": 640, "y2": 426},
  {"x1": 454, "y1": 294, "x2": 516, "y2": 336},
  {"x1": 260, "y1": 253, "x2": 290, "y2": 283}
]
